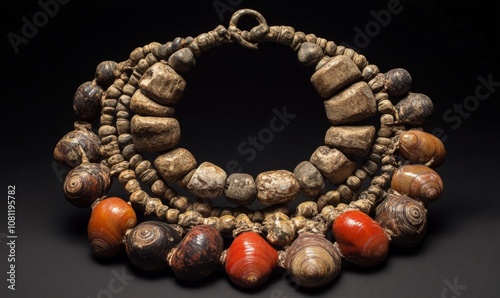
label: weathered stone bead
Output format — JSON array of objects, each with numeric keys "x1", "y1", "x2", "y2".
[
  {"x1": 130, "y1": 115, "x2": 181, "y2": 152},
  {"x1": 187, "y1": 162, "x2": 227, "y2": 199},
  {"x1": 178, "y1": 210, "x2": 204, "y2": 228},
  {"x1": 337, "y1": 184, "x2": 354, "y2": 202},
  {"x1": 346, "y1": 175, "x2": 362, "y2": 191},
  {"x1": 324, "y1": 190, "x2": 342, "y2": 206},
  {"x1": 116, "y1": 119, "x2": 130, "y2": 135},
  {"x1": 95, "y1": 61, "x2": 117, "y2": 88},
  {"x1": 130, "y1": 189, "x2": 150, "y2": 211},
  {"x1": 118, "y1": 169, "x2": 135, "y2": 186},
  {"x1": 378, "y1": 99, "x2": 394, "y2": 114},
  {"x1": 324, "y1": 81, "x2": 377, "y2": 125},
  {"x1": 154, "y1": 148, "x2": 197, "y2": 183},
  {"x1": 191, "y1": 198, "x2": 212, "y2": 218},
  {"x1": 224, "y1": 173, "x2": 257, "y2": 206},
  {"x1": 310, "y1": 146, "x2": 357, "y2": 185},
  {"x1": 175, "y1": 169, "x2": 196, "y2": 188},
  {"x1": 311, "y1": 55, "x2": 361, "y2": 98},
  {"x1": 216, "y1": 214, "x2": 236, "y2": 235},
  {"x1": 166, "y1": 208, "x2": 180, "y2": 224},
  {"x1": 362, "y1": 64, "x2": 379, "y2": 81},
  {"x1": 295, "y1": 201, "x2": 319, "y2": 218},
  {"x1": 170, "y1": 196, "x2": 190, "y2": 212},
  {"x1": 167, "y1": 48, "x2": 196, "y2": 74},
  {"x1": 130, "y1": 90, "x2": 176, "y2": 117},
  {"x1": 73, "y1": 81, "x2": 103, "y2": 122},
  {"x1": 138, "y1": 62, "x2": 186, "y2": 105},
  {"x1": 263, "y1": 212, "x2": 295, "y2": 247},
  {"x1": 293, "y1": 161, "x2": 325, "y2": 199},
  {"x1": 384, "y1": 68, "x2": 412, "y2": 98},
  {"x1": 324, "y1": 125, "x2": 376, "y2": 157},
  {"x1": 361, "y1": 160, "x2": 378, "y2": 177},
  {"x1": 395, "y1": 92, "x2": 434, "y2": 126},
  {"x1": 145, "y1": 197, "x2": 163, "y2": 216},
  {"x1": 255, "y1": 170, "x2": 300, "y2": 206},
  {"x1": 297, "y1": 42, "x2": 324, "y2": 67},
  {"x1": 150, "y1": 179, "x2": 168, "y2": 196}
]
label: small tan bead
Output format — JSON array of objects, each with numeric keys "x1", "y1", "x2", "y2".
[
  {"x1": 118, "y1": 169, "x2": 135, "y2": 185},
  {"x1": 186, "y1": 162, "x2": 227, "y2": 199},
  {"x1": 310, "y1": 146, "x2": 357, "y2": 185},
  {"x1": 154, "y1": 148, "x2": 197, "y2": 183},
  {"x1": 324, "y1": 190, "x2": 341, "y2": 206},
  {"x1": 129, "y1": 189, "x2": 150, "y2": 210},
  {"x1": 170, "y1": 196, "x2": 190, "y2": 212},
  {"x1": 337, "y1": 184, "x2": 353, "y2": 202},
  {"x1": 166, "y1": 208, "x2": 180, "y2": 224},
  {"x1": 178, "y1": 210, "x2": 204, "y2": 228},
  {"x1": 295, "y1": 201, "x2": 319, "y2": 218},
  {"x1": 256, "y1": 170, "x2": 300, "y2": 206},
  {"x1": 145, "y1": 197, "x2": 162, "y2": 216},
  {"x1": 346, "y1": 175, "x2": 362, "y2": 191},
  {"x1": 191, "y1": 198, "x2": 212, "y2": 218},
  {"x1": 311, "y1": 55, "x2": 362, "y2": 98},
  {"x1": 216, "y1": 215, "x2": 236, "y2": 235},
  {"x1": 125, "y1": 179, "x2": 141, "y2": 194},
  {"x1": 150, "y1": 179, "x2": 168, "y2": 196},
  {"x1": 263, "y1": 212, "x2": 295, "y2": 247},
  {"x1": 138, "y1": 62, "x2": 186, "y2": 105},
  {"x1": 297, "y1": 42, "x2": 324, "y2": 67}
]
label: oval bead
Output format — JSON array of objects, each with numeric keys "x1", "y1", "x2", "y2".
[
  {"x1": 395, "y1": 92, "x2": 434, "y2": 126},
  {"x1": 225, "y1": 231, "x2": 278, "y2": 288},
  {"x1": 63, "y1": 162, "x2": 111, "y2": 208},
  {"x1": 391, "y1": 164, "x2": 444, "y2": 205},
  {"x1": 87, "y1": 197, "x2": 137, "y2": 258},
  {"x1": 54, "y1": 129, "x2": 101, "y2": 168},
  {"x1": 125, "y1": 221, "x2": 182, "y2": 271},
  {"x1": 170, "y1": 224, "x2": 224, "y2": 281},
  {"x1": 73, "y1": 81, "x2": 104, "y2": 122},
  {"x1": 376, "y1": 193, "x2": 428, "y2": 248},
  {"x1": 285, "y1": 233, "x2": 342, "y2": 288},
  {"x1": 399, "y1": 130, "x2": 446, "y2": 168},
  {"x1": 332, "y1": 210, "x2": 389, "y2": 267}
]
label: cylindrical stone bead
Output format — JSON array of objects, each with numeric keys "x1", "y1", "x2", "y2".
[
  {"x1": 311, "y1": 55, "x2": 362, "y2": 98},
  {"x1": 138, "y1": 62, "x2": 186, "y2": 105},
  {"x1": 186, "y1": 162, "x2": 227, "y2": 199},
  {"x1": 324, "y1": 125, "x2": 376, "y2": 157},
  {"x1": 310, "y1": 146, "x2": 357, "y2": 185},
  {"x1": 293, "y1": 161, "x2": 325, "y2": 199},
  {"x1": 324, "y1": 81, "x2": 377, "y2": 125},
  {"x1": 255, "y1": 170, "x2": 300, "y2": 206},
  {"x1": 224, "y1": 173, "x2": 257, "y2": 206},
  {"x1": 154, "y1": 148, "x2": 197, "y2": 183},
  {"x1": 361, "y1": 160, "x2": 378, "y2": 177},
  {"x1": 130, "y1": 115, "x2": 181, "y2": 152}
]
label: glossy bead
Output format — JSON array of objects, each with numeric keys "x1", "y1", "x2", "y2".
[
  {"x1": 87, "y1": 197, "x2": 137, "y2": 258},
  {"x1": 391, "y1": 164, "x2": 444, "y2": 205},
  {"x1": 376, "y1": 193, "x2": 428, "y2": 248},
  {"x1": 399, "y1": 130, "x2": 446, "y2": 168},
  {"x1": 125, "y1": 221, "x2": 182, "y2": 271},
  {"x1": 170, "y1": 225, "x2": 224, "y2": 281},
  {"x1": 285, "y1": 233, "x2": 342, "y2": 288},
  {"x1": 332, "y1": 210, "x2": 389, "y2": 267},
  {"x1": 225, "y1": 232, "x2": 278, "y2": 288},
  {"x1": 63, "y1": 161, "x2": 111, "y2": 208}
]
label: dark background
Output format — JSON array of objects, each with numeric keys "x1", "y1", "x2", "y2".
[{"x1": 1, "y1": 0, "x2": 500, "y2": 297}]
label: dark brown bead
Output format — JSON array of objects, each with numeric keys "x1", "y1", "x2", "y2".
[
  {"x1": 95, "y1": 60, "x2": 118, "y2": 88},
  {"x1": 384, "y1": 68, "x2": 412, "y2": 98},
  {"x1": 73, "y1": 81, "x2": 103, "y2": 122},
  {"x1": 395, "y1": 92, "x2": 434, "y2": 127}
]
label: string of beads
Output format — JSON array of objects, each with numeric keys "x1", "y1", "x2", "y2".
[{"x1": 54, "y1": 9, "x2": 446, "y2": 289}]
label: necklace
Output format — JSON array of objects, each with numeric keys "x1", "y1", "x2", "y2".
[{"x1": 54, "y1": 8, "x2": 446, "y2": 289}]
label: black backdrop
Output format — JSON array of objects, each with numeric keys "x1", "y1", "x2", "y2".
[{"x1": 1, "y1": 0, "x2": 499, "y2": 297}]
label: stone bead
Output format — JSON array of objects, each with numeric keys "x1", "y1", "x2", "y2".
[
  {"x1": 311, "y1": 55, "x2": 361, "y2": 98},
  {"x1": 384, "y1": 68, "x2": 412, "y2": 98},
  {"x1": 295, "y1": 201, "x2": 319, "y2": 218},
  {"x1": 95, "y1": 60, "x2": 117, "y2": 88},
  {"x1": 324, "y1": 81, "x2": 377, "y2": 125},
  {"x1": 293, "y1": 161, "x2": 325, "y2": 199},
  {"x1": 217, "y1": 215, "x2": 236, "y2": 235},
  {"x1": 310, "y1": 146, "x2": 357, "y2": 185},
  {"x1": 297, "y1": 42, "x2": 324, "y2": 67},
  {"x1": 73, "y1": 81, "x2": 103, "y2": 122},
  {"x1": 224, "y1": 173, "x2": 257, "y2": 206},
  {"x1": 324, "y1": 125, "x2": 376, "y2": 157},
  {"x1": 263, "y1": 212, "x2": 295, "y2": 247},
  {"x1": 154, "y1": 148, "x2": 197, "y2": 182},
  {"x1": 167, "y1": 48, "x2": 196, "y2": 74},
  {"x1": 187, "y1": 162, "x2": 227, "y2": 199},
  {"x1": 130, "y1": 115, "x2": 180, "y2": 152},
  {"x1": 395, "y1": 92, "x2": 434, "y2": 126},
  {"x1": 138, "y1": 62, "x2": 186, "y2": 105},
  {"x1": 130, "y1": 90, "x2": 176, "y2": 117},
  {"x1": 255, "y1": 170, "x2": 300, "y2": 206}
]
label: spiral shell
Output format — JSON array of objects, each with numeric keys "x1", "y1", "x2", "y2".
[
  {"x1": 54, "y1": 129, "x2": 101, "y2": 168},
  {"x1": 63, "y1": 162, "x2": 111, "y2": 208},
  {"x1": 332, "y1": 210, "x2": 389, "y2": 267},
  {"x1": 225, "y1": 231, "x2": 278, "y2": 288},
  {"x1": 284, "y1": 233, "x2": 342, "y2": 288},
  {"x1": 375, "y1": 193, "x2": 428, "y2": 248},
  {"x1": 87, "y1": 197, "x2": 137, "y2": 258},
  {"x1": 170, "y1": 224, "x2": 224, "y2": 281},
  {"x1": 125, "y1": 221, "x2": 182, "y2": 271},
  {"x1": 399, "y1": 130, "x2": 446, "y2": 168},
  {"x1": 391, "y1": 164, "x2": 444, "y2": 205}
]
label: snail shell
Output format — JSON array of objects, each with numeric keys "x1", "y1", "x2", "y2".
[
  {"x1": 63, "y1": 161, "x2": 111, "y2": 208},
  {"x1": 170, "y1": 224, "x2": 224, "y2": 281},
  {"x1": 375, "y1": 193, "x2": 428, "y2": 248},
  {"x1": 125, "y1": 221, "x2": 182, "y2": 271},
  {"x1": 54, "y1": 129, "x2": 101, "y2": 168},
  {"x1": 332, "y1": 210, "x2": 389, "y2": 267},
  {"x1": 225, "y1": 231, "x2": 278, "y2": 288},
  {"x1": 284, "y1": 233, "x2": 342, "y2": 288},
  {"x1": 399, "y1": 130, "x2": 446, "y2": 168},
  {"x1": 391, "y1": 164, "x2": 444, "y2": 205},
  {"x1": 87, "y1": 197, "x2": 137, "y2": 258}
]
